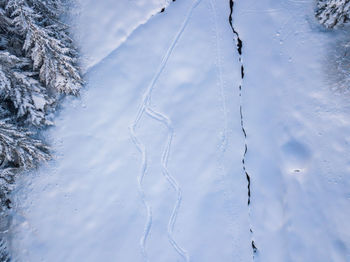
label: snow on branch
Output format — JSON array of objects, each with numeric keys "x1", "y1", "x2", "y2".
[
  {"x1": 0, "y1": 121, "x2": 50, "y2": 170},
  {"x1": 0, "y1": 119, "x2": 50, "y2": 223},
  {"x1": 316, "y1": 0, "x2": 350, "y2": 28},
  {"x1": 0, "y1": 51, "x2": 54, "y2": 126},
  {"x1": 0, "y1": 237, "x2": 10, "y2": 262},
  {"x1": 0, "y1": 0, "x2": 82, "y2": 258},
  {"x1": 6, "y1": 0, "x2": 82, "y2": 95}
]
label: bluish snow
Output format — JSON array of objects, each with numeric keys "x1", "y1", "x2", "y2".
[{"x1": 9, "y1": 0, "x2": 350, "y2": 261}]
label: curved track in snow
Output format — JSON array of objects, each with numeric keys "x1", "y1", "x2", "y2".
[{"x1": 129, "y1": 0, "x2": 202, "y2": 260}]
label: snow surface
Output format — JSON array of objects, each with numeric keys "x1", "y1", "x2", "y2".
[
  {"x1": 9, "y1": 0, "x2": 350, "y2": 261},
  {"x1": 235, "y1": 1, "x2": 350, "y2": 261},
  {"x1": 73, "y1": 0, "x2": 172, "y2": 70}
]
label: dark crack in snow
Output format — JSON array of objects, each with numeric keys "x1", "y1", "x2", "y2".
[{"x1": 229, "y1": 0, "x2": 258, "y2": 259}]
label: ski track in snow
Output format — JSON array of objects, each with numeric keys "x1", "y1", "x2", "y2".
[
  {"x1": 129, "y1": 0, "x2": 202, "y2": 261},
  {"x1": 229, "y1": 0, "x2": 258, "y2": 259},
  {"x1": 145, "y1": 107, "x2": 188, "y2": 261},
  {"x1": 129, "y1": 127, "x2": 152, "y2": 261}
]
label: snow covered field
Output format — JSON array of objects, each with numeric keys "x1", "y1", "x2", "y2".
[{"x1": 9, "y1": 0, "x2": 350, "y2": 261}]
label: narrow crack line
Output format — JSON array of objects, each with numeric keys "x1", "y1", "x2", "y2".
[
  {"x1": 228, "y1": 0, "x2": 258, "y2": 259},
  {"x1": 129, "y1": 1, "x2": 202, "y2": 261}
]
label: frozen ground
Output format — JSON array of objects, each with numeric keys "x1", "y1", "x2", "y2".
[{"x1": 9, "y1": 0, "x2": 350, "y2": 261}]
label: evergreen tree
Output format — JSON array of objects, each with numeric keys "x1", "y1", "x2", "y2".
[
  {"x1": 0, "y1": 238, "x2": 10, "y2": 262},
  {"x1": 0, "y1": 121, "x2": 50, "y2": 170},
  {"x1": 0, "y1": 0, "x2": 82, "y2": 259},
  {"x1": 6, "y1": 0, "x2": 82, "y2": 95},
  {"x1": 316, "y1": 0, "x2": 350, "y2": 28},
  {"x1": 0, "y1": 121, "x2": 51, "y2": 261},
  {"x1": 0, "y1": 50, "x2": 54, "y2": 126}
]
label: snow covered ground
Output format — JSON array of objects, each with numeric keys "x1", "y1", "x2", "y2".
[
  {"x1": 73, "y1": 0, "x2": 174, "y2": 70},
  {"x1": 9, "y1": 0, "x2": 350, "y2": 261},
  {"x1": 235, "y1": 0, "x2": 350, "y2": 261}
]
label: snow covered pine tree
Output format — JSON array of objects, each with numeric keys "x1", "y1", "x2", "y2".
[
  {"x1": 0, "y1": 0, "x2": 82, "y2": 260},
  {"x1": 316, "y1": 0, "x2": 350, "y2": 28}
]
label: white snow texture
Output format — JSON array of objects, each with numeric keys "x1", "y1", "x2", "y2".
[{"x1": 9, "y1": 0, "x2": 350, "y2": 261}]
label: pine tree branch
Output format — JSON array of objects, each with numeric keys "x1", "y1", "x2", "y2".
[
  {"x1": 0, "y1": 1, "x2": 81, "y2": 259},
  {"x1": 0, "y1": 121, "x2": 51, "y2": 169},
  {"x1": 6, "y1": 0, "x2": 83, "y2": 94},
  {"x1": 316, "y1": 0, "x2": 350, "y2": 28},
  {"x1": 0, "y1": 51, "x2": 54, "y2": 126}
]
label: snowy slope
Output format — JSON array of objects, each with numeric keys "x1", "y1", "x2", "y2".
[
  {"x1": 235, "y1": 0, "x2": 350, "y2": 261},
  {"x1": 73, "y1": 0, "x2": 173, "y2": 69},
  {"x1": 10, "y1": 0, "x2": 252, "y2": 261},
  {"x1": 9, "y1": 0, "x2": 350, "y2": 261}
]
